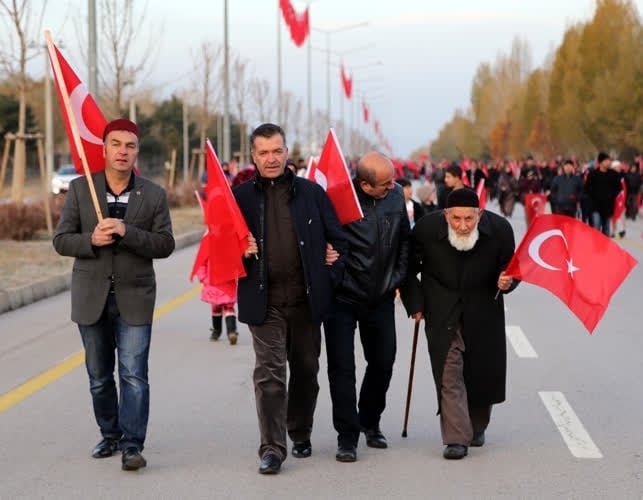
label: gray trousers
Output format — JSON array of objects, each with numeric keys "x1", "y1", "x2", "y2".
[
  {"x1": 440, "y1": 327, "x2": 491, "y2": 445},
  {"x1": 249, "y1": 304, "x2": 321, "y2": 461}
]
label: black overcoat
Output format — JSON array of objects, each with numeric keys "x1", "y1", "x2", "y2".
[{"x1": 402, "y1": 210, "x2": 518, "y2": 410}]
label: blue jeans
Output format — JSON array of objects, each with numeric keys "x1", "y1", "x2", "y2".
[
  {"x1": 323, "y1": 297, "x2": 397, "y2": 447},
  {"x1": 78, "y1": 294, "x2": 152, "y2": 451},
  {"x1": 591, "y1": 211, "x2": 611, "y2": 236}
]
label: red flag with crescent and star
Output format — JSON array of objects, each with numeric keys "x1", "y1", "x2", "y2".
[
  {"x1": 475, "y1": 178, "x2": 486, "y2": 210},
  {"x1": 524, "y1": 193, "x2": 548, "y2": 225},
  {"x1": 190, "y1": 140, "x2": 249, "y2": 285},
  {"x1": 505, "y1": 214, "x2": 637, "y2": 333},
  {"x1": 48, "y1": 42, "x2": 107, "y2": 175},
  {"x1": 307, "y1": 128, "x2": 363, "y2": 225},
  {"x1": 612, "y1": 177, "x2": 626, "y2": 223}
]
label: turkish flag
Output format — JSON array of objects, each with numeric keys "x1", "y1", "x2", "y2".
[
  {"x1": 612, "y1": 177, "x2": 626, "y2": 223},
  {"x1": 279, "y1": 0, "x2": 309, "y2": 47},
  {"x1": 362, "y1": 101, "x2": 369, "y2": 123},
  {"x1": 307, "y1": 128, "x2": 363, "y2": 225},
  {"x1": 475, "y1": 178, "x2": 486, "y2": 210},
  {"x1": 190, "y1": 140, "x2": 249, "y2": 285},
  {"x1": 340, "y1": 64, "x2": 353, "y2": 99},
  {"x1": 48, "y1": 41, "x2": 106, "y2": 175},
  {"x1": 505, "y1": 214, "x2": 637, "y2": 333},
  {"x1": 525, "y1": 193, "x2": 548, "y2": 225}
]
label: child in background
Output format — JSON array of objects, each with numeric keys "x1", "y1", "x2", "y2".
[
  {"x1": 195, "y1": 261, "x2": 239, "y2": 345},
  {"x1": 195, "y1": 169, "x2": 238, "y2": 345}
]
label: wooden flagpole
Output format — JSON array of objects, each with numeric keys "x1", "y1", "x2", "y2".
[{"x1": 44, "y1": 30, "x2": 103, "y2": 222}]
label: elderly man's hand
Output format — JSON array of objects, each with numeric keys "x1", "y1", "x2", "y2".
[{"x1": 497, "y1": 271, "x2": 513, "y2": 291}]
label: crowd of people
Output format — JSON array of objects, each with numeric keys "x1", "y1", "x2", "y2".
[
  {"x1": 53, "y1": 117, "x2": 637, "y2": 476},
  {"x1": 411, "y1": 153, "x2": 642, "y2": 237}
]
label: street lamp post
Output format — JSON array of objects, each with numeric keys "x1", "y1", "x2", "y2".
[{"x1": 311, "y1": 21, "x2": 368, "y2": 124}]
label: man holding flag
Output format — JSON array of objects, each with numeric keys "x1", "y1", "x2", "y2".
[
  {"x1": 402, "y1": 188, "x2": 518, "y2": 460},
  {"x1": 53, "y1": 119, "x2": 175, "y2": 471},
  {"x1": 232, "y1": 123, "x2": 347, "y2": 475}
]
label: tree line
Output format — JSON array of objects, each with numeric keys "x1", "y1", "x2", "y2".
[{"x1": 426, "y1": 0, "x2": 642, "y2": 164}]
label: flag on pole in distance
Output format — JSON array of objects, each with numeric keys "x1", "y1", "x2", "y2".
[
  {"x1": 307, "y1": 128, "x2": 363, "y2": 225},
  {"x1": 190, "y1": 140, "x2": 249, "y2": 285},
  {"x1": 48, "y1": 42, "x2": 106, "y2": 175},
  {"x1": 524, "y1": 193, "x2": 548, "y2": 225},
  {"x1": 612, "y1": 177, "x2": 626, "y2": 223},
  {"x1": 475, "y1": 178, "x2": 486, "y2": 210},
  {"x1": 504, "y1": 214, "x2": 637, "y2": 333}
]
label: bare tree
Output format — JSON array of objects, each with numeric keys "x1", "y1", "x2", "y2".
[
  {"x1": 0, "y1": 0, "x2": 47, "y2": 204},
  {"x1": 282, "y1": 91, "x2": 302, "y2": 149},
  {"x1": 230, "y1": 53, "x2": 251, "y2": 164},
  {"x1": 88, "y1": 0, "x2": 160, "y2": 117},
  {"x1": 191, "y1": 41, "x2": 222, "y2": 179},
  {"x1": 248, "y1": 77, "x2": 272, "y2": 124}
]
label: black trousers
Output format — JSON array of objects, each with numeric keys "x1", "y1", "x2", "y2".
[
  {"x1": 249, "y1": 304, "x2": 321, "y2": 461},
  {"x1": 324, "y1": 298, "x2": 397, "y2": 447}
]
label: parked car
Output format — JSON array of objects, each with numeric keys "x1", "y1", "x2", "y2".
[{"x1": 51, "y1": 164, "x2": 80, "y2": 194}]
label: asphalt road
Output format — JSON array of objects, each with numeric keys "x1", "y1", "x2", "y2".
[{"x1": 1, "y1": 200, "x2": 642, "y2": 499}]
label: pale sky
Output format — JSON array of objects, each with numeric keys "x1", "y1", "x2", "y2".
[{"x1": 34, "y1": 0, "x2": 641, "y2": 157}]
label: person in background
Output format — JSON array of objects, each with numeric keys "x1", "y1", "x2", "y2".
[
  {"x1": 53, "y1": 118, "x2": 175, "y2": 471},
  {"x1": 233, "y1": 123, "x2": 347, "y2": 475},
  {"x1": 584, "y1": 152, "x2": 621, "y2": 236},
  {"x1": 402, "y1": 188, "x2": 518, "y2": 460},
  {"x1": 416, "y1": 183, "x2": 439, "y2": 215},
  {"x1": 549, "y1": 159, "x2": 582, "y2": 217},
  {"x1": 397, "y1": 177, "x2": 425, "y2": 227}
]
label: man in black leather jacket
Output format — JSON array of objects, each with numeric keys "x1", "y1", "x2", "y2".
[{"x1": 324, "y1": 151, "x2": 410, "y2": 463}]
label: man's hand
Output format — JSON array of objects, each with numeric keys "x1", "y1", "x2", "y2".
[
  {"x1": 411, "y1": 312, "x2": 424, "y2": 321},
  {"x1": 325, "y1": 243, "x2": 339, "y2": 265},
  {"x1": 91, "y1": 218, "x2": 126, "y2": 246},
  {"x1": 497, "y1": 271, "x2": 513, "y2": 291},
  {"x1": 244, "y1": 232, "x2": 259, "y2": 258}
]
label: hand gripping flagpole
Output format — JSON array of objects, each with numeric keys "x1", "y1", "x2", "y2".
[
  {"x1": 402, "y1": 318, "x2": 421, "y2": 438},
  {"x1": 44, "y1": 30, "x2": 103, "y2": 222}
]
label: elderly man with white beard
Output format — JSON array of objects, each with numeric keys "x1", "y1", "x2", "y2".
[{"x1": 401, "y1": 188, "x2": 519, "y2": 460}]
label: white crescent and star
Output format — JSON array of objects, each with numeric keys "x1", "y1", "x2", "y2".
[
  {"x1": 527, "y1": 229, "x2": 580, "y2": 276},
  {"x1": 69, "y1": 84, "x2": 103, "y2": 145}
]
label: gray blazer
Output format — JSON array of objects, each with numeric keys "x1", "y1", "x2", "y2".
[{"x1": 53, "y1": 171, "x2": 175, "y2": 325}]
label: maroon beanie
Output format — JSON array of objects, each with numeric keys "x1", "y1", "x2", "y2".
[{"x1": 103, "y1": 118, "x2": 139, "y2": 141}]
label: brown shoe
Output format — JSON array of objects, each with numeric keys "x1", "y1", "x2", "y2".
[{"x1": 227, "y1": 332, "x2": 238, "y2": 345}]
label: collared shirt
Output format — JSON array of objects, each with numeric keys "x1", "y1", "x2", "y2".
[{"x1": 106, "y1": 173, "x2": 136, "y2": 220}]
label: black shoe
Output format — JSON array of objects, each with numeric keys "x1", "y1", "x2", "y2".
[
  {"x1": 362, "y1": 426, "x2": 388, "y2": 449},
  {"x1": 335, "y1": 444, "x2": 357, "y2": 462},
  {"x1": 471, "y1": 431, "x2": 485, "y2": 447},
  {"x1": 209, "y1": 328, "x2": 221, "y2": 341},
  {"x1": 91, "y1": 437, "x2": 120, "y2": 458},
  {"x1": 292, "y1": 440, "x2": 312, "y2": 458},
  {"x1": 259, "y1": 453, "x2": 282, "y2": 474},
  {"x1": 121, "y1": 447, "x2": 147, "y2": 471},
  {"x1": 619, "y1": 230, "x2": 626, "y2": 238},
  {"x1": 443, "y1": 444, "x2": 468, "y2": 460}
]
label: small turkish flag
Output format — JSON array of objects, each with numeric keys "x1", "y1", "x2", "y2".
[
  {"x1": 475, "y1": 178, "x2": 486, "y2": 210},
  {"x1": 48, "y1": 41, "x2": 106, "y2": 175},
  {"x1": 612, "y1": 177, "x2": 626, "y2": 223},
  {"x1": 307, "y1": 128, "x2": 363, "y2": 225},
  {"x1": 505, "y1": 214, "x2": 637, "y2": 333},
  {"x1": 525, "y1": 193, "x2": 548, "y2": 225},
  {"x1": 190, "y1": 140, "x2": 249, "y2": 285}
]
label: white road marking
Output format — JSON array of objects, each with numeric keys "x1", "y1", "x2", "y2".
[
  {"x1": 505, "y1": 325, "x2": 538, "y2": 358},
  {"x1": 539, "y1": 391, "x2": 603, "y2": 459}
]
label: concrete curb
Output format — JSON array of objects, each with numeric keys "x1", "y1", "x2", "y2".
[{"x1": 0, "y1": 230, "x2": 203, "y2": 315}]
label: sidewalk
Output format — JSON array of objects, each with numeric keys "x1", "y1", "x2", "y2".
[{"x1": 0, "y1": 230, "x2": 203, "y2": 315}]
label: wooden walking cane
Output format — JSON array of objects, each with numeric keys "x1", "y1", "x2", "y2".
[{"x1": 402, "y1": 318, "x2": 420, "y2": 437}]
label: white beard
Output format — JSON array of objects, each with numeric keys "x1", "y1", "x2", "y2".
[{"x1": 448, "y1": 225, "x2": 479, "y2": 251}]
